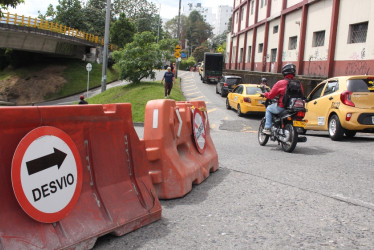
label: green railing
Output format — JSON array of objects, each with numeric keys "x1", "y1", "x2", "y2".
[{"x1": 1, "y1": 12, "x2": 117, "y2": 50}]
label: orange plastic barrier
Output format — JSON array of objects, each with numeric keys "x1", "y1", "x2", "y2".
[
  {"x1": 143, "y1": 99, "x2": 219, "y2": 199},
  {"x1": 0, "y1": 104, "x2": 161, "y2": 249}
]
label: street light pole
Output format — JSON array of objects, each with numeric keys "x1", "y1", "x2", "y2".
[
  {"x1": 176, "y1": 0, "x2": 182, "y2": 78},
  {"x1": 101, "y1": 0, "x2": 111, "y2": 92}
]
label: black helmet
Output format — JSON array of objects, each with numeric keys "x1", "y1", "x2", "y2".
[
  {"x1": 261, "y1": 77, "x2": 267, "y2": 82},
  {"x1": 281, "y1": 63, "x2": 296, "y2": 76}
]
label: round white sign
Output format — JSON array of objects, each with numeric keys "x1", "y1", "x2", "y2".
[
  {"x1": 86, "y1": 63, "x2": 92, "y2": 72},
  {"x1": 12, "y1": 126, "x2": 82, "y2": 223},
  {"x1": 192, "y1": 108, "x2": 207, "y2": 154}
]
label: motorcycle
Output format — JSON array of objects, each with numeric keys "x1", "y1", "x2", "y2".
[{"x1": 258, "y1": 93, "x2": 308, "y2": 153}]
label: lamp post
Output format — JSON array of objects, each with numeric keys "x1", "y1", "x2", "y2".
[{"x1": 101, "y1": 0, "x2": 111, "y2": 93}]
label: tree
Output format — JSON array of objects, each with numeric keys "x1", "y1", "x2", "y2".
[
  {"x1": 112, "y1": 32, "x2": 161, "y2": 83},
  {"x1": 37, "y1": 4, "x2": 55, "y2": 21},
  {"x1": 82, "y1": 0, "x2": 107, "y2": 36},
  {"x1": 0, "y1": 0, "x2": 23, "y2": 16},
  {"x1": 185, "y1": 11, "x2": 212, "y2": 49},
  {"x1": 54, "y1": 0, "x2": 86, "y2": 31},
  {"x1": 110, "y1": 13, "x2": 136, "y2": 48},
  {"x1": 164, "y1": 15, "x2": 187, "y2": 39},
  {"x1": 192, "y1": 46, "x2": 209, "y2": 62},
  {"x1": 158, "y1": 38, "x2": 179, "y2": 63}
]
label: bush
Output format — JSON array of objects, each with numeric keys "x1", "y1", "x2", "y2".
[{"x1": 180, "y1": 56, "x2": 196, "y2": 71}]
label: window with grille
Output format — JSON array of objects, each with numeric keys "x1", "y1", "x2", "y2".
[
  {"x1": 288, "y1": 36, "x2": 297, "y2": 50},
  {"x1": 273, "y1": 25, "x2": 278, "y2": 34},
  {"x1": 258, "y1": 43, "x2": 263, "y2": 53},
  {"x1": 236, "y1": 12, "x2": 239, "y2": 23},
  {"x1": 251, "y1": 0, "x2": 254, "y2": 15},
  {"x1": 271, "y1": 48, "x2": 277, "y2": 62},
  {"x1": 241, "y1": 7, "x2": 244, "y2": 21},
  {"x1": 247, "y1": 46, "x2": 252, "y2": 62},
  {"x1": 312, "y1": 30, "x2": 325, "y2": 47},
  {"x1": 239, "y1": 48, "x2": 244, "y2": 62},
  {"x1": 348, "y1": 21, "x2": 368, "y2": 44}
]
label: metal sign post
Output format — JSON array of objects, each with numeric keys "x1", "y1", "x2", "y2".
[{"x1": 86, "y1": 63, "x2": 92, "y2": 98}]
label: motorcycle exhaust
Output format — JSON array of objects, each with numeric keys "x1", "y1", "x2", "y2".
[{"x1": 298, "y1": 136, "x2": 307, "y2": 142}]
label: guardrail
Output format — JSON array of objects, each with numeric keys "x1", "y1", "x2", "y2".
[{"x1": 0, "y1": 12, "x2": 117, "y2": 50}]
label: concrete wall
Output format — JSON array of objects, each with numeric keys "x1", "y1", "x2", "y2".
[{"x1": 287, "y1": 0, "x2": 303, "y2": 8}]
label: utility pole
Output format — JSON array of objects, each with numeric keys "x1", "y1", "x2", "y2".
[
  {"x1": 157, "y1": 3, "x2": 161, "y2": 43},
  {"x1": 176, "y1": 0, "x2": 182, "y2": 78},
  {"x1": 101, "y1": 0, "x2": 111, "y2": 92}
]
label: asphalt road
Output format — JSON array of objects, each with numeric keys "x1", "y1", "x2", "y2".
[{"x1": 92, "y1": 70, "x2": 374, "y2": 249}]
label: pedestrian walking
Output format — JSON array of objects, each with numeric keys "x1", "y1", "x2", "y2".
[
  {"x1": 161, "y1": 67, "x2": 175, "y2": 98},
  {"x1": 79, "y1": 95, "x2": 88, "y2": 104}
]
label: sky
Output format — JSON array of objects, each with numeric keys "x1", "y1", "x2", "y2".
[{"x1": 8, "y1": 0, "x2": 233, "y2": 20}]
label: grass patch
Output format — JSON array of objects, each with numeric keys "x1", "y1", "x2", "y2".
[
  {"x1": 45, "y1": 61, "x2": 118, "y2": 99},
  {"x1": 87, "y1": 78, "x2": 185, "y2": 122}
]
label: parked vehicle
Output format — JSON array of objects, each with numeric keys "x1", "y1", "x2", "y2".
[
  {"x1": 201, "y1": 53, "x2": 223, "y2": 83},
  {"x1": 216, "y1": 76, "x2": 243, "y2": 97},
  {"x1": 258, "y1": 96, "x2": 308, "y2": 153},
  {"x1": 226, "y1": 84, "x2": 270, "y2": 116},
  {"x1": 199, "y1": 62, "x2": 204, "y2": 76},
  {"x1": 303, "y1": 75, "x2": 374, "y2": 140}
]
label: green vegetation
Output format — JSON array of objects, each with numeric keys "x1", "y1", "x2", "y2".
[
  {"x1": 45, "y1": 61, "x2": 118, "y2": 99},
  {"x1": 87, "y1": 78, "x2": 185, "y2": 122}
]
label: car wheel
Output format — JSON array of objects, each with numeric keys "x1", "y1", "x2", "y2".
[
  {"x1": 237, "y1": 104, "x2": 243, "y2": 117},
  {"x1": 345, "y1": 130, "x2": 356, "y2": 138},
  {"x1": 220, "y1": 88, "x2": 225, "y2": 97},
  {"x1": 226, "y1": 98, "x2": 231, "y2": 110},
  {"x1": 328, "y1": 114, "x2": 344, "y2": 141}
]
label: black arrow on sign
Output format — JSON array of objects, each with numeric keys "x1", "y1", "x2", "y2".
[{"x1": 26, "y1": 148, "x2": 67, "y2": 175}]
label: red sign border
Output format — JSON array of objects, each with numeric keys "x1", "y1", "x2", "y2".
[
  {"x1": 11, "y1": 126, "x2": 83, "y2": 223},
  {"x1": 192, "y1": 108, "x2": 207, "y2": 154}
]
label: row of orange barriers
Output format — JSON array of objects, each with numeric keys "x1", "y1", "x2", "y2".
[
  {"x1": 144, "y1": 100, "x2": 219, "y2": 199},
  {"x1": 0, "y1": 99, "x2": 218, "y2": 248}
]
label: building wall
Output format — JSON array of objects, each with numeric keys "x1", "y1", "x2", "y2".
[
  {"x1": 216, "y1": 6, "x2": 233, "y2": 35},
  {"x1": 248, "y1": 0, "x2": 256, "y2": 26},
  {"x1": 303, "y1": 0, "x2": 332, "y2": 77},
  {"x1": 267, "y1": 18, "x2": 281, "y2": 73},
  {"x1": 282, "y1": 9, "x2": 302, "y2": 63},
  {"x1": 258, "y1": 0, "x2": 268, "y2": 21},
  {"x1": 254, "y1": 25, "x2": 265, "y2": 71},
  {"x1": 270, "y1": 0, "x2": 283, "y2": 17},
  {"x1": 227, "y1": 0, "x2": 374, "y2": 77},
  {"x1": 287, "y1": 0, "x2": 303, "y2": 8},
  {"x1": 240, "y1": 4, "x2": 247, "y2": 31}
]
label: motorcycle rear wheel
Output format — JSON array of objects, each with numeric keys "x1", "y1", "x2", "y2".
[
  {"x1": 281, "y1": 123, "x2": 298, "y2": 153},
  {"x1": 258, "y1": 119, "x2": 269, "y2": 146}
]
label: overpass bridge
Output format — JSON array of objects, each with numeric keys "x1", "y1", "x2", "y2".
[{"x1": 0, "y1": 13, "x2": 116, "y2": 60}]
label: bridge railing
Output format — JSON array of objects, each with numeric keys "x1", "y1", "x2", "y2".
[{"x1": 0, "y1": 13, "x2": 117, "y2": 50}]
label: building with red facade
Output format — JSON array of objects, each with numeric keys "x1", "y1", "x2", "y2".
[{"x1": 226, "y1": 0, "x2": 374, "y2": 78}]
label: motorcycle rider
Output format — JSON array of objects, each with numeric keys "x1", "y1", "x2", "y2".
[{"x1": 261, "y1": 63, "x2": 301, "y2": 135}]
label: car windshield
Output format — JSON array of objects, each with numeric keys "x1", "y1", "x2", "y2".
[
  {"x1": 246, "y1": 87, "x2": 263, "y2": 95},
  {"x1": 227, "y1": 78, "x2": 242, "y2": 84},
  {"x1": 347, "y1": 79, "x2": 374, "y2": 92}
]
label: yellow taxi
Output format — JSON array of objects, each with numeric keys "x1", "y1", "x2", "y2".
[
  {"x1": 226, "y1": 84, "x2": 270, "y2": 116},
  {"x1": 304, "y1": 75, "x2": 374, "y2": 140}
]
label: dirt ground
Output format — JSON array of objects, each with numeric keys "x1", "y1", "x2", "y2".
[{"x1": 0, "y1": 65, "x2": 67, "y2": 105}]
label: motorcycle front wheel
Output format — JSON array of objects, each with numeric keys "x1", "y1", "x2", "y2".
[
  {"x1": 281, "y1": 123, "x2": 298, "y2": 153},
  {"x1": 258, "y1": 119, "x2": 269, "y2": 146}
]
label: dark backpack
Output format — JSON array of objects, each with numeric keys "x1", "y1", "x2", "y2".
[{"x1": 282, "y1": 79, "x2": 304, "y2": 108}]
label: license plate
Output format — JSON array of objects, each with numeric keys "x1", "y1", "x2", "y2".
[{"x1": 293, "y1": 120, "x2": 306, "y2": 127}]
